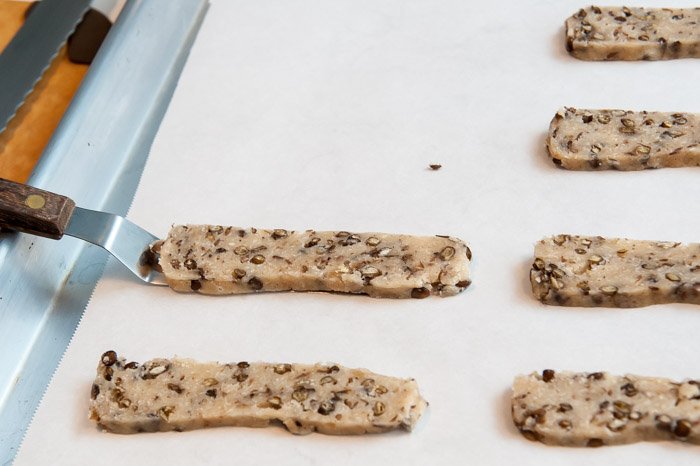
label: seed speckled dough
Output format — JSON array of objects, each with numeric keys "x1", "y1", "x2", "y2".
[
  {"x1": 156, "y1": 225, "x2": 472, "y2": 298},
  {"x1": 89, "y1": 351, "x2": 427, "y2": 435},
  {"x1": 512, "y1": 370, "x2": 700, "y2": 447},
  {"x1": 565, "y1": 6, "x2": 700, "y2": 61},
  {"x1": 530, "y1": 235, "x2": 700, "y2": 308},
  {"x1": 546, "y1": 108, "x2": 699, "y2": 170}
]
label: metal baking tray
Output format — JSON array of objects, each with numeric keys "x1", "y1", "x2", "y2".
[{"x1": 0, "y1": 0, "x2": 208, "y2": 462}]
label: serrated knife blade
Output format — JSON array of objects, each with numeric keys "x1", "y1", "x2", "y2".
[{"x1": 0, "y1": 0, "x2": 91, "y2": 133}]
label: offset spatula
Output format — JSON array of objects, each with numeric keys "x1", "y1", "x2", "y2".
[{"x1": 0, "y1": 178, "x2": 166, "y2": 285}]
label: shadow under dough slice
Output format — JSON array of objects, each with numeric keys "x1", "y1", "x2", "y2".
[
  {"x1": 530, "y1": 234, "x2": 700, "y2": 307},
  {"x1": 565, "y1": 6, "x2": 700, "y2": 61},
  {"x1": 546, "y1": 108, "x2": 699, "y2": 170}
]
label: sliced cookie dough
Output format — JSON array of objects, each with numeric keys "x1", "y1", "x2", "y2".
[
  {"x1": 89, "y1": 351, "x2": 427, "y2": 435},
  {"x1": 530, "y1": 235, "x2": 700, "y2": 308},
  {"x1": 512, "y1": 370, "x2": 700, "y2": 447},
  {"x1": 546, "y1": 108, "x2": 699, "y2": 170},
  {"x1": 565, "y1": 6, "x2": 700, "y2": 60},
  {"x1": 155, "y1": 225, "x2": 472, "y2": 298}
]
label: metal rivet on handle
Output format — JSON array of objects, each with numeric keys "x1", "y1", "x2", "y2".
[{"x1": 25, "y1": 194, "x2": 45, "y2": 209}]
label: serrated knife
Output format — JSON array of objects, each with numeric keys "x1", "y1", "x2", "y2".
[
  {"x1": 0, "y1": 0, "x2": 92, "y2": 133},
  {"x1": 0, "y1": 177, "x2": 167, "y2": 285}
]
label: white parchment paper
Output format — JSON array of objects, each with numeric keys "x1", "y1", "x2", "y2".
[{"x1": 16, "y1": 1, "x2": 700, "y2": 464}]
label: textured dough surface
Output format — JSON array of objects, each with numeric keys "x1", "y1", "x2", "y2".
[
  {"x1": 546, "y1": 108, "x2": 699, "y2": 170},
  {"x1": 156, "y1": 225, "x2": 471, "y2": 298},
  {"x1": 89, "y1": 351, "x2": 427, "y2": 435},
  {"x1": 530, "y1": 235, "x2": 700, "y2": 308},
  {"x1": 565, "y1": 6, "x2": 700, "y2": 60},
  {"x1": 512, "y1": 370, "x2": 700, "y2": 447}
]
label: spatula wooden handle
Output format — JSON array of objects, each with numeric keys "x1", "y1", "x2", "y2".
[{"x1": 0, "y1": 178, "x2": 76, "y2": 239}]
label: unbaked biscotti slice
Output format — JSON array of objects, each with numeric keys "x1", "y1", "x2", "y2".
[
  {"x1": 89, "y1": 351, "x2": 427, "y2": 435},
  {"x1": 512, "y1": 370, "x2": 700, "y2": 447},
  {"x1": 530, "y1": 235, "x2": 700, "y2": 308},
  {"x1": 565, "y1": 6, "x2": 700, "y2": 60},
  {"x1": 546, "y1": 108, "x2": 699, "y2": 170},
  {"x1": 155, "y1": 225, "x2": 471, "y2": 298}
]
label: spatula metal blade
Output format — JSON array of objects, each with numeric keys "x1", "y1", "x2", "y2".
[{"x1": 65, "y1": 207, "x2": 167, "y2": 285}]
